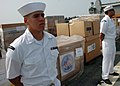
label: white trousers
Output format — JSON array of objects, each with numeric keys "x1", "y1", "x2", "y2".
[
  {"x1": 54, "y1": 78, "x2": 61, "y2": 86},
  {"x1": 102, "y1": 39, "x2": 116, "y2": 79},
  {"x1": 23, "y1": 78, "x2": 61, "y2": 86}
]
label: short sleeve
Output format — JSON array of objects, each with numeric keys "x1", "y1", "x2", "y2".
[
  {"x1": 100, "y1": 20, "x2": 108, "y2": 34},
  {"x1": 6, "y1": 47, "x2": 22, "y2": 79}
]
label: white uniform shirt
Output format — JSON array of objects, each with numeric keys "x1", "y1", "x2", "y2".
[
  {"x1": 100, "y1": 15, "x2": 116, "y2": 40},
  {"x1": 6, "y1": 29, "x2": 59, "y2": 86}
]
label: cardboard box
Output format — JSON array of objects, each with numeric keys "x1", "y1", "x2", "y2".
[
  {"x1": 84, "y1": 34, "x2": 101, "y2": 63},
  {"x1": 57, "y1": 37, "x2": 84, "y2": 81},
  {"x1": 46, "y1": 18, "x2": 55, "y2": 27},
  {"x1": 56, "y1": 23, "x2": 69, "y2": 36},
  {"x1": 47, "y1": 26, "x2": 57, "y2": 36},
  {"x1": 92, "y1": 20, "x2": 100, "y2": 35},
  {"x1": 46, "y1": 16, "x2": 65, "y2": 27},
  {"x1": 69, "y1": 21, "x2": 93, "y2": 37},
  {"x1": 0, "y1": 23, "x2": 26, "y2": 58}
]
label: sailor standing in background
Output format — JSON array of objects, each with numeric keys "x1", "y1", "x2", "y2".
[
  {"x1": 100, "y1": 5, "x2": 119, "y2": 85},
  {"x1": 6, "y1": 2, "x2": 61, "y2": 86}
]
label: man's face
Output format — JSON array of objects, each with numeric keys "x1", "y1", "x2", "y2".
[
  {"x1": 25, "y1": 11, "x2": 45, "y2": 32},
  {"x1": 109, "y1": 9, "x2": 115, "y2": 17}
]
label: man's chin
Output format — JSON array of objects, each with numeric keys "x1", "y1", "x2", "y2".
[{"x1": 38, "y1": 26, "x2": 44, "y2": 29}]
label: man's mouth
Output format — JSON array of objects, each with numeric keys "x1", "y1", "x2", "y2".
[{"x1": 39, "y1": 23, "x2": 45, "y2": 25}]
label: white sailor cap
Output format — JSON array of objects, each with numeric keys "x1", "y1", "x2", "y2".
[
  {"x1": 104, "y1": 5, "x2": 114, "y2": 12},
  {"x1": 18, "y1": 2, "x2": 46, "y2": 17}
]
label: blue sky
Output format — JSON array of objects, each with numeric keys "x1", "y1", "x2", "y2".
[{"x1": 0, "y1": 0, "x2": 119, "y2": 24}]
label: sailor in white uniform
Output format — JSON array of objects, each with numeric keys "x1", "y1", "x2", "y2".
[
  {"x1": 100, "y1": 5, "x2": 119, "y2": 85},
  {"x1": 6, "y1": 2, "x2": 61, "y2": 86}
]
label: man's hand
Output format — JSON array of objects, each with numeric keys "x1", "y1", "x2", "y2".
[
  {"x1": 9, "y1": 75, "x2": 23, "y2": 86},
  {"x1": 99, "y1": 33, "x2": 105, "y2": 49}
]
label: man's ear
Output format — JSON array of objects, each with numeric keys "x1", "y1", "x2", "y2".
[{"x1": 24, "y1": 17, "x2": 27, "y2": 23}]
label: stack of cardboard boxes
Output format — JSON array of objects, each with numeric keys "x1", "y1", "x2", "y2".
[
  {"x1": 56, "y1": 14, "x2": 102, "y2": 63},
  {"x1": 56, "y1": 36, "x2": 84, "y2": 81},
  {"x1": 56, "y1": 22, "x2": 85, "y2": 81}
]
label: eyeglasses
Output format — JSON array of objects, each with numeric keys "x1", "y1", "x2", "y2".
[{"x1": 31, "y1": 13, "x2": 45, "y2": 18}]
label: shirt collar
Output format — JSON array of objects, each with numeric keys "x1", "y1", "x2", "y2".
[
  {"x1": 105, "y1": 15, "x2": 113, "y2": 21},
  {"x1": 25, "y1": 28, "x2": 53, "y2": 44},
  {"x1": 44, "y1": 31, "x2": 53, "y2": 39},
  {"x1": 105, "y1": 15, "x2": 110, "y2": 18},
  {"x1": 105, "y1": 15, "x2": 113, "y2": 20},
  {"x1": 25, "y1": 28, "x2": 35, "y2": 44}
]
